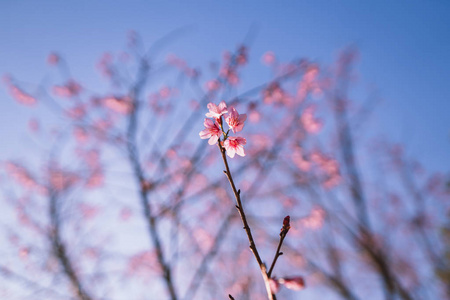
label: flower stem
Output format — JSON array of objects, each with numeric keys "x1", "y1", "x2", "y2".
[
  {"x1": 267, "y1": 232, "x2": 287, "y2": 278},
  {"x1": 217, "y1": 142, "x2": 276, "y2": 300}
]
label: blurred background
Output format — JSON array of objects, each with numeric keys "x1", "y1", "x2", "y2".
[{"x1": 0, "y1": 1, "x2": 449, "y2": 300}]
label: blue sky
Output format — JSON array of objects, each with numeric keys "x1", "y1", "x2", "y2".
[{"x1": 1, "y1": 0, "x2": 449, "y2": 172}]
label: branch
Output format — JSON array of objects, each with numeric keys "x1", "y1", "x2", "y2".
[
  {"x1": 267, "y1": 216, "x2": 290, "y2": 278},
  {"x1": 49, "y1": 193, "x2": 93, "y2": 300},
  {"x1": 217, "y1": 142, "x2": 276, "y2": 300},
  {"x1": 125, "y1": 60, "x2": 178, "y2": 300}
]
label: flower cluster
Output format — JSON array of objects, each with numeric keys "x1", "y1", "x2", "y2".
[{"x1": 199, "y1": 101, "x2": 247, "y2": 158}]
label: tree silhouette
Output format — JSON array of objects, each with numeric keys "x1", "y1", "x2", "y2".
[{"x1": 1, "y1": 32, "x2": 448, "y2": 300}]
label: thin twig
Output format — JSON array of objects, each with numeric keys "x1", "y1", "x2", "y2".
[
  {"x1": 217, "y1": 142, "x2": 276, "y2": 300},
  {"x1": 125, "y1": 60, "x2": 178, "y2": 300},
  {"x1": 267, "y1": 216, "x2": 290, "y2": 278},
  {"x1": 267, "y1": 232, "x2": 287, "y2": 278}
]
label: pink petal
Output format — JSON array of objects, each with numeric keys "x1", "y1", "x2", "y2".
[
  {"x1": 208, "y1": 135, "x2": 219, "y2": 145},
  {"x1": 199, "y1": 129, "x2": 211, "y2": 139},
  {"x1": 235, "y1": 146, "x2": 245, "y2": 157},
  {"x1": 226, "y1": 148, "x2": 236, "y2": 158}
]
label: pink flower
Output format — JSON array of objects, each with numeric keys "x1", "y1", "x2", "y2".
[
  {"x1": 205, "y1": 101, "x2": 228, "y2": 119},
  {"x1": 224, "y1": 136, "x2": 246, "y2": 158},
  {"x1": 199, "y1": 119, "x2": 222, "y2": 145},
  {"x1": 279, "y1": 277, "x2": 305, "y2": 291},
  {"x1": 225, "y1": 107, "x2": 247, "y2": 133}
]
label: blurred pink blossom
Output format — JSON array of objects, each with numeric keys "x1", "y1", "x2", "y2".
[
  {"x1": 269, "y1": 278, "x2": 280, "y2": 294},
  {"x1": 79, "y1": 149, "x2": 100, "y2": 168},
  {"x1": 301, "y1": 105, "x2": 323, "y2": 134},
  {"x1": 246, "y1": 134, "x2": 271, "y2": 155},
  {"x1": 48, "y1": 168, "x2": 79, "y2": 192},
  {"x1": 5, "y1": 162, "x2": 40, "y2": 190},
  {"x1": 297, "y1": 64, "x2": 320, "y2": 100},
  {"x1": 47, "y1": 53, "x2": 60, "y2": 65},
  {"x1": 127, "y1": 251, "x2": 161, "y2": 278},
  {"x1": 236, "y1": 45, "x2": 248, "y2": 66},
  {"x1": 301, "y1": 206, "x2": 325, "y2": 230},
  {"x1": 67, "y1": 104, "x2": 86, "y2": 119},
  {"x1": 292, "y1": 148, "x2": 311, "y2": 172},
  {"x1": 19, "y1": 247, "x2": 30, "y2": 260},
  {"x1": 262, "y1": 82, "x2": 291, "y2": 106},
  {"x1": 159, "y1": 86, "x2": 171, "y2": 98},
  {"x1": 52, "y1": 80, "x2": 82, "y2": 98},
  {"x1": 103, "y1": 96, "x2": 133, "y2": 114},
  {"x1": 279, "y1": 276, "x2": 305, "y2": 291},
  {"x1": 86, "y1": 170, "x2": 104, "y2": 188},
  {"x1": 7, "y1": 85, "x2": 36, "y2": 106},
  {"x1": 205, "y1": 79, "x2": 221, "y2": 91},
  {"x1": 262, "y1": 51, "x2": 276, "y2": 65},
  {"x1": 73, "y1": 127, "x2": 89, "y2": 143},
  {"x1": 193, "y1": 228, "x2": 214, "y2": 252},
  {"x1": 248, "y1": 110, "x2": 260, "y2": 123},
  {"x1": 310, "y1": 150, "x2": 341, "y2": 188}
]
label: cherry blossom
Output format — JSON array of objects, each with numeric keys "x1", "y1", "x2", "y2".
[
  {"x1": 199, "y1": 118, "x2": 222, "y2": 145},
  {"x1": 205, "y1": 101, "x2": 228, "y2": 119},
  {"x1": 224, "y1": 136, "x2": 246, "y2": 158},
  {"x1": 225, "y1": 107, "x2": 247, "y2": 133}
]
